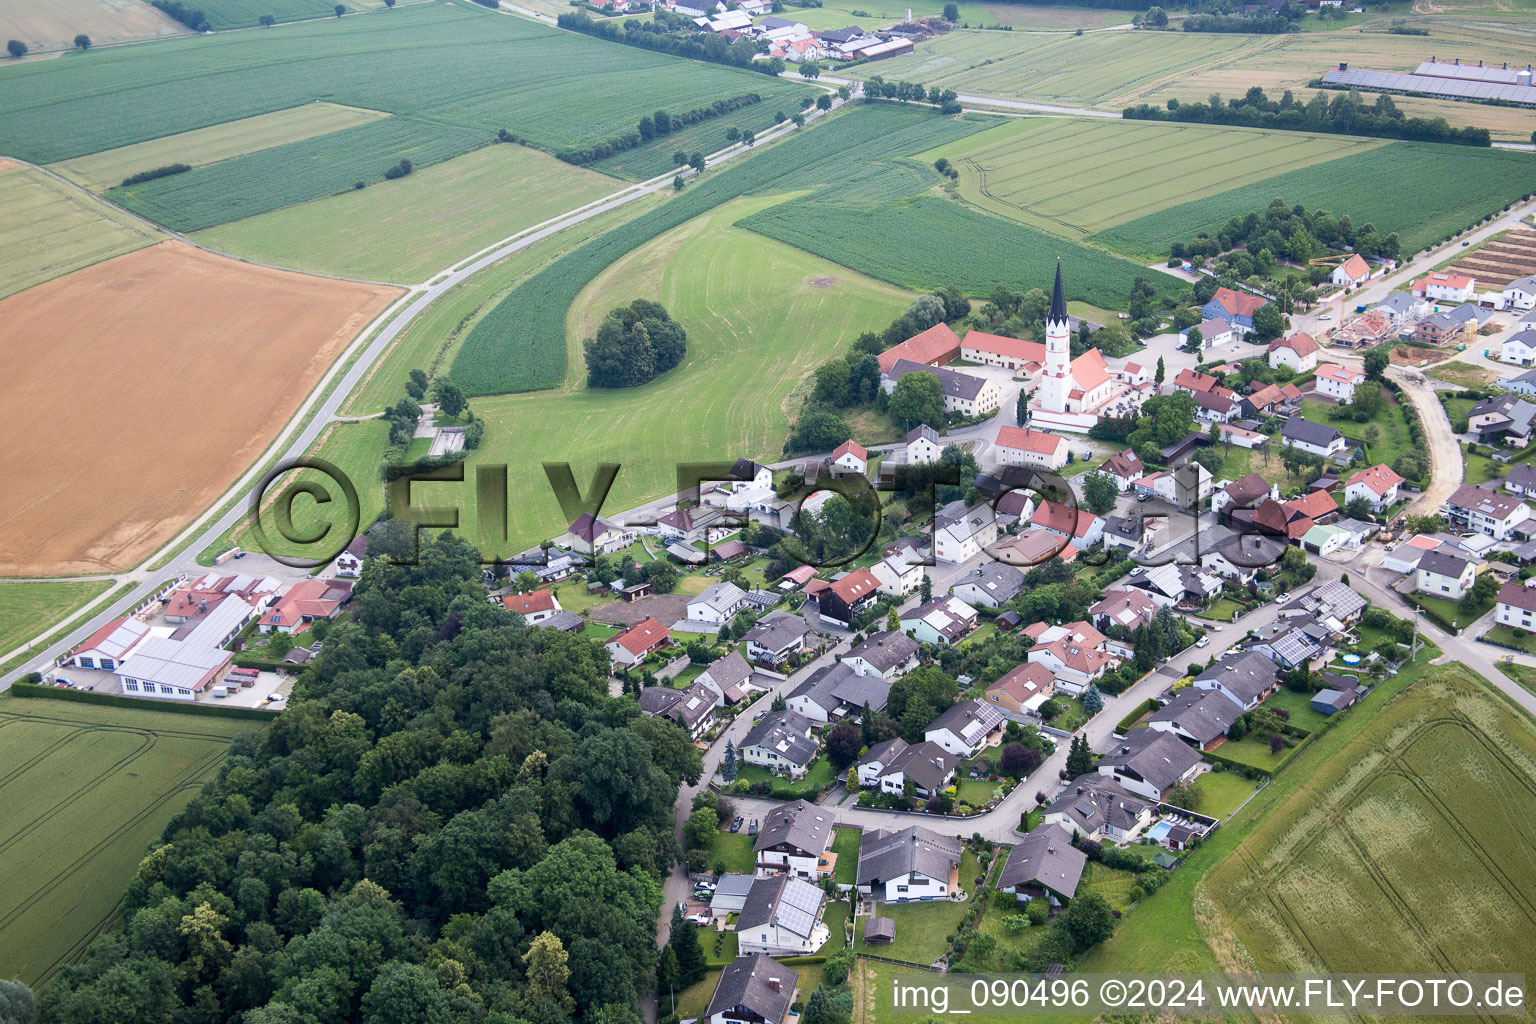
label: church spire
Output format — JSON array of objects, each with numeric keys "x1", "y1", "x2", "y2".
[{"x1": 1049, "y1": 258, "x2": 1067, "y2": 325}]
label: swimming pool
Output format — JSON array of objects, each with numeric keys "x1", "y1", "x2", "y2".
[{"x1": 1146, "y1": 821, "x2": 1172, "y2": 843}]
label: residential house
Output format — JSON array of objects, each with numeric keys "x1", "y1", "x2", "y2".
[
  {"x1": 817, "y1": 568, "x2": 881, "y2": 627},
  {"x1": 1502, "y1": 328, "x2": 1536, "y2": 367},
  {"x1": 1201, "y1": 286, "x2": 1267, "y2": 332},
  {"x1": 697, "y1": 651, "x2": 756, "y2": 706},
  {"x1": 501, "y1": 589, "x2": 563, "y2": 624},
  {"x1": 704, "y1": 955, "x2": 798, "y2": 1024},
  {"x1": 1344, "y1": 463, "x2": 1405, "y2": 511},
  {"x1": 1329, "y1": 253, "x2": 1370, "y2": 288},
  {"x1": 1192, "y1": 317, "x2": 1234, "y2": 350},
  {"x1": 951, "y1": 562, "x2": 1026, "y2": 608},
  {"x1": 1191, "y1": 388, "x2": 1238, "y2": 423},
  {"x1": 657, "y1": 504, "x2": 723, "y2": 543},
  {"x1": 830, "y1": 439, "x2": 868, "y2": 476},
  {"x1": 743, "y1": 612, "x2": 808, "y2": 667},
  {"x1": 995, "y1": 426, "x2": 1068, "y2": 469},
  {"x1": 1292, "y1": 580, "x2": 1368, "y2": 631},
  {"x1": 561, "y1": 512, "x2": 635, "y2": 556},
  {"x1": 1044, "y1": 774, "x2": 1153, "y2": 842},
  {"x1": 1281, "y1": 418, "x2": 1346, "y2": 458},
  {"x1": 844, "y1": 630, "x2": 920, "y2": 680},
  {"x1": 257, "y1": 579, "x2": 354, "y2": 635},
  {"x1": 1411, "y1": 271, "x2": 1476, "y2": 304},
  {"x1": 1271, "y1": 333, "x2": 1320, "y2": 373},
  {"x1": 855, "y1": 738, "x2": 959, "y2": 798},
  {"x1": 900, "y1": 595, "x2": 978, "y2": 645},
  {"x1": 1100, "y1": 514, "x2": 1145, "y2": 557},
  {"x1": 741, "y1": 710, "x2": 820, "y2": 779},
  {"x1": 1495, "y1": 580, "x2": 1536, "y2": 630},
  {"x1": 923, "y1": 698, "x2": 1004, "y2": 758},
  {"x1": 1030, "y1": 500, "x2": 1104, "y2": 548},
  {"x1": 1247, "y1": 616, "x2": 1329, "y2": 670},
  {"x1": 1094, "y1": 728, "x2": 1202, "y2": 802},
  {"x1": 1027, "y1": 622, "x2": 1114, "y2": 693},
  {"x1": 1314, "y1": 363, "x2": 1367, "y2": 402},
  {"x1": 753, "y1": 800, "x2": 834, "y2": 878},
  {"x1": 1089, "y1": 588, "x2": 1159, "y2": 632},
  {"x1": 1374, "y1": 291, "x2": 1426, "y2": 326},
  {"x1": 877, "y1": 321, "x2": 961, "y2": 375},
  {"x1": 1097, "y1": 450, "x2": 1145, "y2": 492},
  {"x1": 1332, "y1": 310, "x2": 1395, "y2": 349},
  {"x1": 1414, "y1": 308, "x2": 1477, "y2": 346},
  {"x1": 856, "y1": 826, "x2": 962, "y2": 902},
  {"x1": 1446, "y1": 483, "x2": 1532, "y2": 539},
  {"x1": 985, "y1": 662, "x2": 1055, "y2": 714},
  {"x1": 605, "y1": 617, "x2": 669, "y2": 666},
  {"x1": 1212, "y1": 472, "x2": 1272, "y2": 517},
  {"x1": 1191, "y1": 651, "x2": 1281, "y2": 711},
  {"x1": 736, "y1": 875, "x2": 829, "y2": 956},
  {"x1": 934, "y1": 501, "x2": 998, "y2": 563},
  {"x1": 1415, "y1": 548, "x2": 1478, "y2": 600},
  {"x1": 1468, "y1": 394, "x2": 1536, "y2": 447},
  {"x1": 868, "y1": 553, "x2": 923, "y2": 598},
  {"x1": 688, "y1": 581, "x2": 748, "y2": 627},
  {"x1": 67, "y1": 616, "x2": 150, "y2": 671},
  {"x1": 1505, "y1": 463, "x2": 1536, "y2": 500},
  {"x1": 886, "y1": 360, "x2": 1002, "y2": 418},
  {"x1": 637, "y1": 682, "x2": 717, "y2": 740},
  {"x1": 904, "y1": 423, "x2": 943, "y2": 464},
  {"x1": 1171, "y1": 368, "x2": 1219, "y2": 397},
  {"x1": 1503, "y1": 275, "x2": 1536, "y2": 311},
  {"x1": 786, "y1": 662, "x2": 889, "y2": 723},
  {"x1": 1147, "y1": 688, "x2": 1239, "y2": 750},
  {"x1": 994, "y1": 527, "x2": 1076, "y2": 567},
  {"x1": 998, "y1": 823, "x2": 1086, "y2": 906},
  {"x1": 330, "y1": 535, "x2": 368, "y2": 578}
]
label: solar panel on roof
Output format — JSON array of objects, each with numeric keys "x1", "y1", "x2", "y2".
[{"x1": 1320, "y1": 67, "x2": 1536, "y2": 106}]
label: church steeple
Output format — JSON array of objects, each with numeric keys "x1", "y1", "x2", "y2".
[{"x1": 1049, "y1": 259, "x2": 1067, "y2": 325}]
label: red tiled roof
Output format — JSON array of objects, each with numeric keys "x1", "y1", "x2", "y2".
[
  {"x1": 1285, "y1": 489, "x2": 1338, "y2": 522},
  {"x1": 833, "y1": 439, "x2": 868, "y2": 463},
  {"x1": 1346, "y1": 463, "x2": 1404, "y2": 496},
  {"x1": 1413, "y1": 271, "x2": 1473, "y2": 292},
  {"x1": 1339, "y1": 254, "x2": 1369, "y2": 280},
  {"x1": 961, "y1": 330, "x2": 1046, "y2": 364},
  {"x1": 1031, "y1": 500, "x2": 1099, "y2": 539},
  {"x1": 996, "y1": 426, "x2": 1064, "y2": 455},
  {"x1": 1268, "y1": 331, "x2": 1319, "y2": 357},
  {"x1": 782, "y1": 565, "x2": 817, "y2": 585},
  {"x1": 1070, "y1": 347, "x2": 1111, "y2": 391},
  {"x1": 1316, "y1": 363, "x2": 1366, "y2": 384},
  {"x1": 1210, "y1": 286, "x2": 1266, "y2": 318},
  {"x1": 988, "y1": 662, "x2": 1054, "y2": 703},
  {"x1": 878, "y1": 322, "x2": 961, "y2": 374},
  {"x1": 1172, "y1": 368, "x2": 1219, "y2": 394},
  {"x1": 829, "y1": 569, "x2": 880, "y2": 603},
  {"x1": 610, "y1": 617, "x2": 668, "y2": 655},
  {"x1": 502, "y1": 589, "x2": 557, "y2": 615}
]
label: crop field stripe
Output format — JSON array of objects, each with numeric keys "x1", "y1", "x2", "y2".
[
  {"x1": 0, "y1": 728, "x2": 158, "y2": 855},
  {"x1": 0, "y1": 165, "x2": 160, "y2": 299},
  {"x1": 0, "y1": 724, "x2": 88, "y2": 789}
]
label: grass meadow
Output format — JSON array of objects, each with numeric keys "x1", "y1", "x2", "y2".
[
  {"x1": 49, "y1": 102, "x2": 390, "y2": 192},
  {"x1": 1092, "y1": 140, "x2": 1536, "y2": 260},
  {"x1": 0, "y1": 695, "x2": 259, "y2": 985},
  {"x1": 588, "y1": 94, "x2": 816, "y2": 181},
  {"x1": 0, "y1": 163, "x2": 159, "y2": 299},
  {"x1": 923, "y1": 117, "x2": 1382, "y2": 239},
  {"x1": 197, "y1": 143, "x2": 625, "y2": 283},
  {"x1": 0, "y1": 580, "x2": 115, "y2": 658},
  {"x1": 186, "y1": 0, "x2": 388, "y2": 29}
]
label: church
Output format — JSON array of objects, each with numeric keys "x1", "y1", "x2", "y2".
[{"x1": 1027, "y1": 263, "x2": 1145, "y2": 434}]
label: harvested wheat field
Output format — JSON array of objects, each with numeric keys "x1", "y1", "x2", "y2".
[
  {"x1": 0, "y1": 0, "x2": 189, "y2": 54},
  {"x1": 0, "y1": 240, "x2": 399, "y2": 575}
]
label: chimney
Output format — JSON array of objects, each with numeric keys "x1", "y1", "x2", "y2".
[
  {"x1": 768, "y1": 978, "x2": 782, "y2": 992},
  {"x1": 906, "y1": 6, "x2": 911, "y2": 18},
  {"x1": 1338, "y1": 61, "x2": 1347, "y2": 71}
]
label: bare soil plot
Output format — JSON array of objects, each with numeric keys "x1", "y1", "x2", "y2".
[
  {"x1": 0, "y1": 0, "x2": 188, "y2": 54},
  {"x1": 50, "y1": 102, "x2": 391, "y2": 193},
  {"x1": 1448, "y1": 226, "x2": 1536, "y2": 290},
  {"x1": 0, "y1": 240, "x2": 399, "y2": 575},
  {"x1": 0, "y1": 162, "x2": 159, "y2": 299}
]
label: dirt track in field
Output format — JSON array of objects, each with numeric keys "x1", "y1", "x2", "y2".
[{"x1": 0, "y1": 240, "x2": 400, "y2": 575}]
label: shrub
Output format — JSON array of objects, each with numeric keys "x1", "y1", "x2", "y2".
[{"x1": 121, "y1": 163, "x2": 192, "y2": 187}]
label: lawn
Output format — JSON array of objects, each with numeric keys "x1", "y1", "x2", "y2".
[
  {"x1": 780, "y1": 0, "x2": 1004, "y2": 30},
  {"x1": 922, "y1": 117, "x2": 1381, "y2": 240},
  {"x1": 0, "y1": 579, "x2": 115, "y2": 658},
  {"x1": 49, "y1": 102, "x2": 389, "y2": 192},
  {"x1": 955, "y1": 774, "x2": 1001, "y2": 809},
  {"x1": 0, "y1": 2, "x2": 815, "y2": 161},
  {"x1": 1259, "y1": 685, "x2": 1332, "y2": 734},
  {"x1": 1041, "y1": 695, "x2": 1091, "y2": 733},
  {"x1": 978, "y1": 3, "x2": 1135, "y2": 28},
  {"x1": 1484, "y1": 623, "x2": 1536, "y2": 654},
  {"x1": 708, "y1": 831, "x2": 757, "y2": 875},
  {"x1": 1408, "y1": 590, "x2": 1487, "y2": 632},
  {"x1": 1496, "y1": 660, "x2": 1536, "y2": 696},
  {"x1": 1186, "y1": 768, "x2": 1258, "y2": 819},
  {"x1": 819, "y1": 900, "x2": 849, "y2": 952},
  {"x1": 1294, "y1": 393, "x2": 1415, "y2": 474},
  {"x1": 854, "y1": 27, "x2": 1258, "y2": 106},
  {"x1": 0, "y1": 693, "x2": 261, "y2": 985},
  {"x1": 0, "y1": 162, "x2": 159, "y2": 300},
  {"x1": 1093, "y1": 140, "x2": 1536, "y2": 260},
  {"x1": 413, "y1": 192, "x2": 918, "y2": 557},
  {"x1": 1213, "y1": 732, "x2": 1303, "y2": 774},
  {"x1": 731, "y1": 757, "x2": 839, "y2": 799},
  {"x1": 197, "y1": 142, "x2": 625, "y2": 283},
  {"x1": 1196, "y1": 597, "x2": 1244, "y2": 623},
  {"x1": 830, "y1": 827, "x2": 861, "y2": 886},
  {"x1": 852, "y1": 896, "x2": 969, "y2": 965}
]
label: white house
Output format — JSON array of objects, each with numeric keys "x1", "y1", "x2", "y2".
[
  {"x1": 785, "y1": 662, "x2": 889, "y2": 724},
  {"x1": 899, "y1": 595, "x2": 978, "y2": 645},
  {"x1": 933, "y1": 501, "x2": 997, "y2": 563},
  {"x1": 868, "y1": 553, "x2": 923, "y2": 597},
  {"x1": 696, "y1": 651, "x2": 757, "y2": 706},
  {"x1": 741, "y1": 711, "x2": 820, "y2": 778},
  {"x1": 1330, "y1": 253, "x2": 1370, "y2": 288},
  {"x1": 951, "y1": 562, "x2": 1025, "y2": 608},
  {"x1": 1344, "y1": 463, "x2": 1404, "y2": 511},
  {"x1": 1097, "y1": 450, "x2": 1144, "y2": 492},
  {"x1": 1044, "y1": 774, "x2": 1153, "y2": 843},
  {"x1": 1495, "y1": 580, "x2": 1536, "y2": 630},
  {"x1": 1314, "y1": 363, "x2": 1367, "y2": 403},
  {"x1": 904, "y1": 424, "x2": 943, "y2": 464},
  {"x1": 1446, "y1": 483, "x2": 1533, "y2": 540},
  {"x1": 854, "y1": 738, "x2": 959, "y2": 797},
  {"x1": 1094, "y1": 729, "x2": 1202, "y2": 802},
  {"x1": 1503, "y1": 275, "x2": 1536, "y2": 311},
  {"x1": 1415, "y1": 548, "x2": 1477, "y2": 601},
  {"x1": 844, "y1": 630, "x2": 920, "y2": 681},
  {"x1": 562, "y1": 513, "x2": 635, "y2": 556},
  {"x1": 995, "y1": 426, "x2": 1068, "y2": 470},
  {"x1": 501, "y1": 588, "x2": 563, "y2": 624},
  {"x1": 752, "y1": 799, "x2": 834, "y2": 879},
  {"x1": 1030, "y1": 499, "x2": 1104, "y2": 548},
  {"x1": 743, "y1": 612, "x2": 808, "y2": 667},
  {"x1": 605, "y1": 617, "x2": 668, "y2": 667},
  {"x1": 735, "y1": 875, "x2": 829, "y2": 956},
  {"x1": 1281, "y1": 418, "x2": 1346, "y2": 458},
  {"x1": 688, "y1": 581, "x2": 747, "y2": 627},
  {"x1": 330, "y1": 535, "x2": 368, "y2": 578},
  {"x1": 1026, "y1": 621, "x2": 1113, "y2": 693},
  {"x1": 1191, "y1": 651, "x2": 1280, "y2": 712},
  {"x1": 1267, "y1": 332, "x2": 1320, "y2": 373},
  {"x1": 1501, "y1": 368, "x2": 1536, "y2": 397},
  {"x1": 1503, "y1": 328, "x2": 1536, "y2": 367},
  {"x1": 923, "y1": 698, "x2": 1003, "y2": 758},
  {"x1": 705, "y1": 956, "x2": 797, "y2": 1024},
  {"x1": 68, "y1": 616, "x2": 150, "y2": 671},
  {"x1": 831, "y1": 439, "x2": 868, "y2": 476},
  {"x1": 1412, "y1": 271, "x2": 1476, "y2": 305},
  {"x1": 856, "y1": 826, "x2": 962, "y2": 902},
  {"x1": 1193, "y1": 317, "x2": 1234, "y2": 350}
]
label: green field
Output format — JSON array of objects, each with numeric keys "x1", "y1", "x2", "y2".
[
  {"x1": 449, "y1": 103, "x2": 990, "y2": 396},
  {"x1": 197, "y1": 143, "x2": 625, "y2": 282},
  {"x1": 0, "y1": 695, "x2": 259, "y2": 985},
  {"x1": 853, "y1": 28, "x2": 1259, "y2": 106},
  {"x1": 0, "y1": 3, "x2": 814, "y2": 162},
  {"x1": 49, "y1": 102, "x2": 391, "y2": 192},
  {"x1": 978, "y1": 3, "x2": 1135, "y2": 29},
  {"x1": 774, "y1": 0, "x2": 1002, "y2": 30},
  {"x1": 923, "y1": 117, "x2": 1384, "y2": 239},
  {"x1": 588, "y1": 94, "x2": 815, "y2": 181},
  {"x1": 107, "y1": 116, "x2": 494, "y2": 233},
  {"x1": 0, "y1": 579, "x2": 115, "y2": 659},
  {"x1": 1206, "y1": 669, "x2": 1536, "y2": 980},
  {"x1": 0, "y1": 163, "x2": 159, "y2": 299},
  {"x1": 1092, "y1": 140, "x2": 1536, "y2": 260},
  {"x1": 183, "y1": 0, "x2": 386, "y2": 29}
]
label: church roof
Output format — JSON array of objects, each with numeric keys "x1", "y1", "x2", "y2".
[{"x1": 1050, "y1": 260, "x2": 1067, "y2": 323}]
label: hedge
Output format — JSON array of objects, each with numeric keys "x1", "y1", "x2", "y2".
[
  {"x1": 1115, "y1": 698, "x2": 1155, "y2": 734},
  {"x1": 7, "y1": 681, "x2": 280, "y2": 720},
  {"x1": 232, "y1": 655, "x2": 293, "y2": 672}
]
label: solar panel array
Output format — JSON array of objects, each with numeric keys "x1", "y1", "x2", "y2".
[
  {"x1": 1414, "y1": 60, "x2": 1531, "y2": 85},
  {"x1": 1321, "y1": 67, "x2": 1536, "y2": 105},
  {"x1": 775, "y1": 878, "x2": 824, "y2": 938}
]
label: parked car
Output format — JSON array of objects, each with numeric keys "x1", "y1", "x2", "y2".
[
  {"x1": 1196, "y1": 636, "x2": 1210, "y2": 648},
  {"x1": 266, "y1": 693, "x2": 285, "y2": 703},
  {"x1": 686, "y1": 913, "x2": 710, "y2": 925},
  {"x1": 54, "y1": 677, "x2": 74, "y2": 687},
  {"x1": 728, "y1": 816, "x2": 744, "y2": 833},
  {"x1": 748, "y1": 819, "x2": 758, "y2": 835}
]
